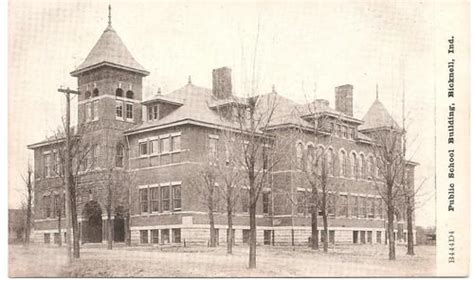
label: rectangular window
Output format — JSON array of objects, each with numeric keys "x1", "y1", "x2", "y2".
[
  {"x1": 85, "y1": 102, "x2": 92, "y2": 122},
  {"x1": 351, "y1": 196, "x2": 358, "y2": 217},
  {"x1": 263, "y1": 230, "x2": 272, "y2": 245},
  {"x1": 148, "y1": 105, "x2": 158, "y2": 121},
  {"x1": 262, "y1": 192, "x2": 270, "y2": 215},
  {"x1": 242, "y1": 229, "x2": 250, "y2": 244},
  {"x1": 161, "y1": 137, "x2": 170, "y2": 153},
  {"x1": 151, "y1": 229, "x2": 159, "y2": 244},
  {"x1": 140, "y1": 188, "x2": 148, "y2": 213},
  {"x1": 161, "y1": 229, "x2": 170, "y2": 244},
  {"x1": 161, "y1": 186, "x2": 170, "y2": 211},
  {"x1": 149, "y1": 139, "x2": 159, "y2": 155},
  {"x1": 377, "y1": 198, "x2": 383, "y2": 218},
  {"x1": 116, "y1": 101, "x2": 123, "y2": 119},
  {"x1": 44, "y1": 196, "x2": 51, "y2": 218},
  {"x1": 126, "y1": 103, "x2": 133, "y2": 120},
  {"x1": 54, "y1": 233, "x2": 60, "y2": 245},
  {"x1": 172, "y1": 228, "x2": 181, "y2": 243},
  {"x1": 369, "y1": 198, "x2": 375, "y2": 218},
  {"x1": 297, "y1": 191, "x2": 306, "y2": 215},
  {"x1": 361, "y1": 197, "x2": 367, "y2": 218},
  {"x1": 139, "y1": 142, "x2": 148, "y2": 156},
  {"x1": 328, "y1": 193, "x2": 335, "y2": 216},
  {"x1": 171, "y1": 135, "x2": 181, "y2": 151},
  {"x1": 150, "y1": 187, "x2": 159, "y2": 212},
  {"x1": 90, "y1": 145, "x2": 99, "y2": 169},
  {"x1": 140, "y1": 230, "x2": 148, "y2": 244},
  {"x1": 92, "y1": 100, "x2": 99, "y2": 121},
  {"x1": 241, "y1": 189, "x2": 249, "y2": 213},
  {"x1": 338, "y1": 195, "x2": 348, "y2": 217},
  {"x1": 209, "y1": 137, "x2": 218, "y2": 160},
  {"x1": 54, "y1": 194, "x2": 61, "y2": 218},
  {"x1": 44, "y1": 233, "x2": 51, "y2": 244},
  {"x1": 44, "y1": 153, "x2": 51, "y2": 177},
  {"x1": 173, "y1": 185, "x2": 181, "y2": 211}
]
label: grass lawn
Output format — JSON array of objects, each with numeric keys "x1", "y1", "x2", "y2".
[{"x1": 9, "y1": 243, "x2": 436, "y2": 277}]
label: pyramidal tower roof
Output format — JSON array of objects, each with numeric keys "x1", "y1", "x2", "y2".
[
  {"x1": 359, "y1": 95, "x2": 400, "y2": 131},
  {"x1": 71, "y1": 5, "x2": 149, "y2": 77}
]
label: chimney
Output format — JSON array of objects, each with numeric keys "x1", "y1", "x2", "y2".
[
  {"x1": 212, "y1": 67, "x2": 232, "y2": 99},
  {"x1": 335, "y1": 84, "x2": 353, "y2": 116}
]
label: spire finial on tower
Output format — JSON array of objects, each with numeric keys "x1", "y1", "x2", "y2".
[
  {"x1": 271, "y1": 84, "x2": 276, "y2": 93},
  {"x1": 376, "y1": 83, "x2": 379, "y2": 100},
  {"x1": 188, "y1": 75, "x2": 192, "y2": 85},
  {"x1": 108, "y1": 4, "x2": 112, "y2": 26}
]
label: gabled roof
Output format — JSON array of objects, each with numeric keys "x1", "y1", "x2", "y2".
[
  {"x1": 359, "y1": 98, "x2": 400, "y2": 131},
  {"x1": 126, "y1": 83, "x2": 236, "y2": 134},
  {"x1": 71, "y1": 25, "x2": 149, "y2": 76}
]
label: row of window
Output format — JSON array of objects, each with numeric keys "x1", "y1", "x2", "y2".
[
  {"x1": 295, "y1": 143, "x2": 380, "y2": 180},
  {"x1": 296, "y1": 191, "x2": 385, "y2": 219},
  {"x1": 84, "y1": 100, "x2": 99, "y2": 122},
  {"x1": 116, "y1": 100, "x2": 134, "y2": 121},
  {"x1": 331, "y1": 123, "x2": 357, "y2": 140},
  {"x1": 139, "y1": 183, "x2": 182, "y2": 213},
  {"x1": 42, "y1": 145, "x2": 100, "y2": 178},
  {"x1": 43, "y1": 232, "x2": 67, "y2": 245},
  {"x1": 42, "y1": 194, "x2": 65, "y2": 218},
  {"x1": 140, "y1": 228, "x2": 181, "y2": 244},
  {"x1": 138, "y1": 134, "x2": 181, "y2": 156}
]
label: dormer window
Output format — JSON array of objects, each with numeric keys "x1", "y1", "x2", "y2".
[
  {"x1": 147, "y1": 104, "x2": 158, "y2": 121},
  {"x1": 93, "y1": 88, "x2": 99, "y2": 97},
  {"x1": 116, "y1": 88, "x2": 124, "y2": 97},
  {"x1": 126, "y1": 90, "x2": 134, "y2": 99}
]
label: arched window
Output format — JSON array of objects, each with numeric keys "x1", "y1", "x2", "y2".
[
  {"x1": 296, "y1": 142, "x2": 303, "y2": 169},
  {"x1": 360, "y1": 154, "x2": 366, "y2": 179},
  {"x1": 351, "y1": 152, "x2": 358, "y2": 179},
  {"x1": 84, "y1": 91, "x2": 91, "y2": 99},
  {"x1": 339, "y1": 150, "x2": 347, "y2": 177},
  {"x1": 126, "y1": 90, "x2": 134, "y2": 99},
  {"x1": 326, "y1": 148, "x2": 334, "y2": 176},
  {"x1": 115, "y1": 143, "x2": 124, "y2": 168},
  {"x1": 92, "y1": 88, "x2": 99, "y2": 97},
  {"x1": 316, "y1": 146, "x2": 324, "y2": 175},
  {"x1": 367, "y1": 156, "x2": 374, "y2": 178},
  {"x1": 306, "y1": 144, "x2": 315, "y2": 171},
  {"x1": 116, "y1": 88, "x2": 124, "y2": 97}
]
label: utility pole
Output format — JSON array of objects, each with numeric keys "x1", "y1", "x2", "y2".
[{"x1": 58, "y1": 87, "x2": 80, "y2": 262}]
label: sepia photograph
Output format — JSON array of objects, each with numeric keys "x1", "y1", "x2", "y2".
[{"x1": 7, "y1": 0, "x2": 469, "y2": 277}]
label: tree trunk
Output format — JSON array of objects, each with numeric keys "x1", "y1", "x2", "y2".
[
  {"x1": 107, "y1": 214, "x2": 113, "y2": 250},
  {"x1": 209, "y1": 209, "x2": 216, "y2": 247},
  {"x1": 406, "y1": 204, "x2": 415, "y2": 255},
  {"x1": 57, "y1": 213, "x2": 62, "y2": 247},
  {"x1": 248, "y1": 195, "x2": 257, "y2": 269},
  {"x1": 227, "y1": 206, "x2": 233, "y2": 254},
  {"x1": 125, "y1": 213, "x2": 131, "y2": 247},
  {"x1": 322, "y1": 211, "x2": 328, "y2": 252},
  {"x1": 310, "y1": 206, "x2": 319, "y2": 250},
  {"x1": 69, "y1": 177, "x2": 80, "y2": 259},
  {"x1": 25, "y1": 174, "x2": 32, "y2": 247},
  {"x1": 387, "y1": 205, "x2": 396, "y2": 260}
]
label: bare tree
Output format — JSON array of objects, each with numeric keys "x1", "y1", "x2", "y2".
[
  {"x1": 369, "y1": 127, "x2": 406, "y2": 260},
  {"x1": 49, "y1": 120, "x2": 95, "y2": 258},
  {"x1": 229, "y1": 93, "x2": 293, "y2": 269},
  {"x1": 21, "y1": 164, "x2": 34, "y2": 247},
  {"x1": 190, "y1": 160, "x2": 219, "y2": 247},
  {"x1": 217, "y1": 131, "x2": 244, "y2": 254}
]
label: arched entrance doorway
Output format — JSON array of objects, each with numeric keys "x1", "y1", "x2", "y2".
[
  {"x1": 114, "y1": 206, "x2": 126, "y2": 242},
  {"x1": 82, "y1": 200, "x2": 103, "y2": 243}
]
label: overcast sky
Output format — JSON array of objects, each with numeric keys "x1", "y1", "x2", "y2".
[{"x1": 9, "y1": 0, "x2": 437, "y2": 227}]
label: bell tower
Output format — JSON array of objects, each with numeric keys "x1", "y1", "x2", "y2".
[
  {"x1": 71, "y1": 5, "x2": 149, "y2": 130},
  {"x1": 70, "y1": 5, "x2": 149, "y2": 169}
]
